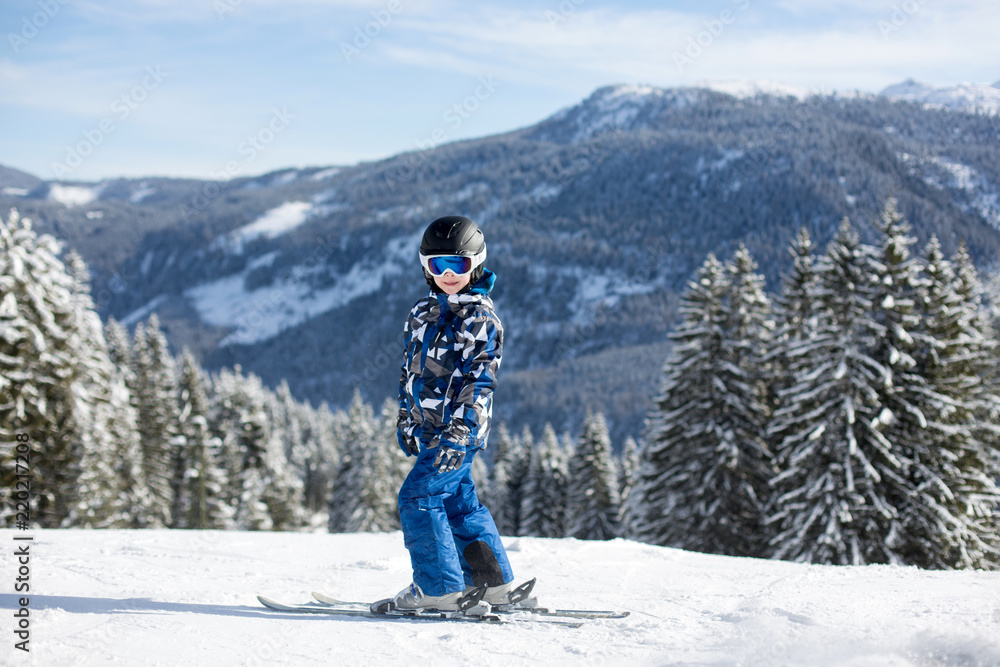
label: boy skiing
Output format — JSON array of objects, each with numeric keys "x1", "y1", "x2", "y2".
[{"x1": 392, "y1": 215, "x2": 515, "y2": 611}]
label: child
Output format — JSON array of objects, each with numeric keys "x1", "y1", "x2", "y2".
[{"x1": 392, "y1": 215, "x2": 515, "y2": 611}]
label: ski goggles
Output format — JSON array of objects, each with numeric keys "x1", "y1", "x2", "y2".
[{"x1": 420, "y1": 249, "x2": 486, "y2": 277}]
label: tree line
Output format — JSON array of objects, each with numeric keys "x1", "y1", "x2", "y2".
[
  {"x1": 0, "y1": 208, "x2": 631, "y2": 538},
  {"x1": 629, "y1": 200, "x2": 1000, "y2": 569},
  {"x1": 3, "y1": 203, "x2": 998, "y2": 570}
]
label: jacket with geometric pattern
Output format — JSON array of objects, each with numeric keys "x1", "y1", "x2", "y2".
[{"x1": 397, "y1": 269, "x2": 502, "y2": 455}]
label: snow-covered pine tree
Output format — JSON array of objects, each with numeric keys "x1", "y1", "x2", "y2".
[
  {"x1": 907, "y1": 240, "x2": 1000, "y2": 568},
  {"x1": 485, "y1": 423, "x2": 525, "y2": 536},
  {"x1": 305, "y1": 402, "x2": 343, "y2": 519},
  {"x1": 862, "y1": 203, "x2": 952, "y2": 567},
  {"x1": 565, "y1": 412, "x2": 620, "y2": 541},
  {"x1": 213, "y1": 366, "x2": 303, "y2": 530},
  {"x1": 328, "y1": 390, "x2": 395, "y2": 532},
  {"x1": 176, "y1": 349, "x2": 232, "y2": 530},
  {"x1": 630, "y1": 249, "x2": 772, "y2": 556},
  {"x1": 130, "y1": 315, "x2": 181, "y2": 527},
  {"x1": 722, "y1": 244, "x2": 776, "y2": 553},
  {"x1": 63, "y1": 251, "x2": 151, "y2": 529},
  {"x1": 767, "y1": 217, "x2": 908, "y2": 565},
  {"x1": 766, "y1": 227, "x2": 819, "y2": 412},
  {"x1": 630, "y1": 253, "x2": 728, "y2": 548},
  {"x1": 104, "y1": 317, "x2": 132, "y2": 371},
  {"x1": 617, "y1": 436, "x2": 639, "y2": 533},
  {"x1": 519, "y1": 424, "x2": 566, "y2": 538},
  {"x1": 0, "y1": 210, "x2": 105, "y2": 527},
  {"x1": 952, "y1": 245, "x2": 1000, "y2": 483},
  {"x1": 376, "y1": 397, "x2": 407, "y2": 530}
]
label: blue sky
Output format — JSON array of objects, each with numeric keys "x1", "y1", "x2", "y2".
[{"x1": 2, "y1": 0, "x2": 998, "y2": 182}]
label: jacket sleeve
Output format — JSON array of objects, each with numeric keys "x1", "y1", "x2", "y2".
[
  {"x1": 440, "y1": 312, "x2": 502, "y2": 449},
  {"x1": 397, "y1": 312, "x2": 416, "y2": 454},
  {"x1": 398, "y1": 313, "x2": 411, "y2": 414}
]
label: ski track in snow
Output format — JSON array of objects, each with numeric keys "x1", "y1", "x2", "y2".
[{"x1": 1, "y1": 529, "x2": 998, "y2": 666}]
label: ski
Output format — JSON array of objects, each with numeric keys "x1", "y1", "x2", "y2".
[
  {"x1": 258, "y1": 595, "x2": 584, "y2": 627},
  {"x1": 493, "y1": 605, "x2": 630, "y2": 620},
  {"x1": 311, "y1": 578, "x2": 630, "y2": 621},
  {"x1": 257, "y1": 595, "x2": 508, "y2": 624}
]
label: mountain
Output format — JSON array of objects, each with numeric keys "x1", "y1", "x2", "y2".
[
  {"x1": 18, "y1": 529, "x2": 1000, "y2": 665},
  {"x1": 0, "y1": 163, "x2": 42, "y2": 195},
  {"x1": 3, "y1": 82, "x2": 1000, "y2": 445},
  {"x1": 879, "y1": 78, "x2": 1000, "y2": 116}
]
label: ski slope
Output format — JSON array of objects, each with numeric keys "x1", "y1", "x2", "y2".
[{"x1": 2, "y1": 529, "x2": 998, "y2": 666}]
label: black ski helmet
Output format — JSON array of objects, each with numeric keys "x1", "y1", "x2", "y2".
[
  {"x1": 419, "y1": 216, "x2": 487, "y2": 292},
  {"x1": 419, "y1": 215, "x2": 485, "y2": 257}
]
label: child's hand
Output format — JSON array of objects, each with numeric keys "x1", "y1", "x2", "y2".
[
  {"x1": 433, "y1": 443, "x2": 466, "y2": 473},
  {"x1": 397, "y1": 409, "x2": 420, "y2": 456}
]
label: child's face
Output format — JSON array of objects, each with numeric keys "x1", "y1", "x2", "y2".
[{"x1": 434, "y1": 271, "x2": 471, "y2": 295}]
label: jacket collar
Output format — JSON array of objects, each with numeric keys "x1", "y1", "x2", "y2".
[{"x1": 429, "y1": 268, "x2": 496, "y2": 314}]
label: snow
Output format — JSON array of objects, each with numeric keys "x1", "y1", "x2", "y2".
[
  {"x1": 120, "y1": 294, "x2": 168, "y2": 326},
  {"x1": 309, "y1": 167, "x2": 340, "y2": 181},
  {"x1": 897, "y1": 153, "x2": 1000, "y2": 230},
  {"x1": 697, "y1": 79, "x2": 815, "y2": 101},
  {"x1": 2, "y1": 186, "x2": 28, "y2": 196},
  {"x1": 128, "y1": 184, "x2": 156, "y2": 204},
  {"x1": 48, "y1": 184, "x2": 102, "y2": 207},
  {"x1": 880, "y1": 79, "x2": 1000, "y2": 116},
  {"x1": 213, "y1": 201, "x2": 313, "y2": 254},
  {"x1": 186, "y1": 230, "x2": 421, "y2": 346},
  {"x1": 5, "y1": 528, "x2": 998, "y2": 666}
]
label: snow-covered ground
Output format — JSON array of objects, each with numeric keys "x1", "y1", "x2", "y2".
[{"x1": 2, "y1": 529, "x2": 998, "y2": 666}]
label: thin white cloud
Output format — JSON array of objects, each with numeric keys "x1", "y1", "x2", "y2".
[{"x1": 374, "y1": 2, "x2": 1000, "y2": 92}]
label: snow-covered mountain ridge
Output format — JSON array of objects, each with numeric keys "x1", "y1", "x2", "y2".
[
  {"x1": 3, "y1": 529, "x2": 998, "y2": 666},
  {"x1": 880, "y1": 78, "x2": 1000, "y2": 116}
]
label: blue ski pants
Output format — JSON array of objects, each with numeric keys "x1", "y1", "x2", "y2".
[{"x1": 398, "y1": 447, "x2": 514, "y2": 597}]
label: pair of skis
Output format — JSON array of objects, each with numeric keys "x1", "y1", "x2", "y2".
[{"x1": 257, "y1": 579, "x2": 629, "y2": 628}]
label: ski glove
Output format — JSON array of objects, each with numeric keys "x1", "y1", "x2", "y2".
[
  {"x1": 433, "y1": 442, "x2": 466, "y2": 473},
  {"x1": 396, "y1": 409, "x2": 419, "y2": 457}
]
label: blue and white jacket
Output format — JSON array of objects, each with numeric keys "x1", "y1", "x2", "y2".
[{"x1": 397, "y1": 269, "x2": 502, "y2": 454}]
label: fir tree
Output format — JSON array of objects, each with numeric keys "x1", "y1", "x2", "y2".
[
  {"x1": 328, "y1": 391, "x2": 395, "y2": 532},
  {"x1": 486, "y1": 423, "x2": 525, "y2": 536},
  {"x1": 59, "y1": 251, "x2": 150, "y2": 528},
  {"x1": 617, "y1": 436, "x2": 639, "y2": 532},
  {"x1": 0, "y1": 210, "x2": 104, "y2": 527},
  {"x1": 631, "y1": 251, "x2": 771, "y2": 556},
  {"x1": 104, "y1": 317, "x2": 132, "y2": 371},
  {"x1": 766, "y1": 227, "x2": 819, "y2": 411},
  {"x1": 565, "y1": 412, "x2": 620, "y2": 540},
  {"x1": 767, "y1": 218, "x2": 907, "y2": 565},
  {"x1": 906, "y1": 240, "x2": 1000, "y2": 568},
  {"x1": 862, "y1": 204, "x2": 948, "y2": 567},
  {"x1": 176, "y1": 349, "x2": 232, "y2": 530},
  {"x1": 520, "y1": 424, "x2": 567, "y2": 538},
  {"x1": 214, "y1": 366, "x2": 303, "y2": 530},
  {"x1": 130, "y1": 315, "x2": 181, "y2": 527}
]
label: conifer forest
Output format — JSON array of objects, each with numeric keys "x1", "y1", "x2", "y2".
[{"x1": 2, "y1": 201, "x2": 998, "y2": 570}]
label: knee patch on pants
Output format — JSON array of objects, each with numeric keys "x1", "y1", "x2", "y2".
[{"x1": 464, "y1": 540, "x2": 505, "y2": 587}]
